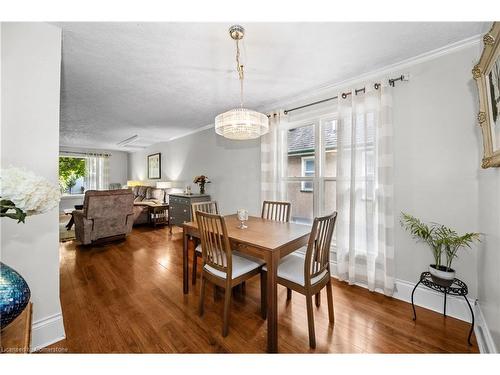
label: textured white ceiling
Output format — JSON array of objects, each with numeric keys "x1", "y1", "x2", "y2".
[{"x1": 56, "y1": 22, "x2": 489, "y2": 151}]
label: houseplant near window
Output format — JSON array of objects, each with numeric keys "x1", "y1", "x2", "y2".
[
  {"x1": 0, "y1": 167, "x2": 60, "y2": 328},
  {"x1": 400, "y1": 213, "x2": 480, "y2": 287}
]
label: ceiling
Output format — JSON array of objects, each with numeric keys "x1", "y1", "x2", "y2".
[{"x1": 56, "y1": 22, "x2": 489, "y2": 151}]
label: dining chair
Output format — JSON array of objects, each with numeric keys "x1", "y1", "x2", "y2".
[
  {"x1": 196, "y1": 211, "x2": 266, "y2": 337},
  {"x1": 262, "y1": 212, "x2": 337, "y2": 348},
  {"x1": 261, "y1": 200, "x2": 291, "y2": 222},
  {"x1": 191, "y1": 200, "x2": 219, "y2": 285},
  {"x1": 261, "y1": 200, "x2": 294, "y2": 297}
]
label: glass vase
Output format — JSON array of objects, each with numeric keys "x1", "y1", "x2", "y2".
[{"x1": 0, "y1": 262, "x2": 31, "y2": 329}]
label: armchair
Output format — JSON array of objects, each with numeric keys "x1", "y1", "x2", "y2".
[{"x1": 73, "y1": 190, "x2": 135, "y2": 245}]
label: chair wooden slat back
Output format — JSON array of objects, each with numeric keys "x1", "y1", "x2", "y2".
[
  {"x1": 304, "y1": 212, "x2": 337, "y2": 286},
  {"x1": 261, "y1": 201, "x2": 291, "y2": 222},
  {"x1": 196, "y1": 211, "x2": 232, "y2": 276},
  {"x1": 191, "y1": 201, "x2": 219, "y2": 223}
]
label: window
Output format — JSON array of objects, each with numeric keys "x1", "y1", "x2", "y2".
[
  {"x1": 285, "y1": 123, "x2": 316, "y2": 224},
  {"x1": 285, "y1": 180, "x2": 314, "y2": 225},
  {"x1": 280, "y1": 115, "x2": 338, "y2": 257},
  {"x1": 301, "y1": 157, "x2": 314, "y2": 192},
  {"x1": 59, "y1": 156, "x2": 87, "y2": 195},
  {"x1": 59, "y1": 152, "x2": 110, "y2": 194},
  {"x1": 282, "y1": 117, "x2": 338, "y2": 226}
]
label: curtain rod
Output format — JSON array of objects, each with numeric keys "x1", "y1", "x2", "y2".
[
  {"x1": 279, "y1": 74, "x2": 407, "y2": 116},
  {"x1": 60, "y1": 150, "x2": 112, "y2": 156}
]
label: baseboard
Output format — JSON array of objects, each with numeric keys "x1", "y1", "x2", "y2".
[
  {"x1": 474, "y1": 302, "x2": 498, "y2": 353},
  {"x1": 329, "y1": 260, "x2": 474, "y2": 322},
  {"x1": 393, "y1": 279, "x2": 474, "y2": 322},
  {"x1": 31, "y1": 312, "x2": 66, "y2": 351}
]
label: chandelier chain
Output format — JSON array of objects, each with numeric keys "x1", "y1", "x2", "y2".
[
  {"x1": 214, "y1": 25, "x2": 269, "y2": 140},
  {"x1": 235, "y1": 39, "x2": 244, "y2": 108}
]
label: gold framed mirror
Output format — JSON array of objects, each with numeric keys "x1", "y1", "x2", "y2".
[{"x1": 473, "y1": 22, "x2": 500, "y2": 168}]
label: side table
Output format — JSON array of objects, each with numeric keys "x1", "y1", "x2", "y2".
[
  {"x1": 149, "y1": 204, "x2": 172, "y2": 233},
  {"x1": 0, "y1": 302, "x2": 32, "y2": 353},
  {"x1": 64, "y1": 204, "x2": 84, "y2": 230},
  {"x1": 411, "y1": 272, "x2": 474, "y2": 345},
  {"x1": 63, "y1": 209, "x2": 74, "y2": 230}
]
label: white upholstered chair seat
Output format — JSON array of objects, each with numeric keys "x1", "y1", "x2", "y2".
[
  {"x1": 204, "y1": 252, "x2": 264, "y2": 279},
  {"x1": 263, "y1": 253, "x2": 328, "y2": 286}
]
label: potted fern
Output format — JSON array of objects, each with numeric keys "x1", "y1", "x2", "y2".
[{"x1": 400, "y1": 213, "x2": 480, "y2": 287}]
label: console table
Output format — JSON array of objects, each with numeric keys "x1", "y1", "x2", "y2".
[
  {"x1": 411, "y1": 272, "x2": 474, "y2": 345},
  {"x1": 169, "y1": 194, "x2": 211, "y2": 227}
]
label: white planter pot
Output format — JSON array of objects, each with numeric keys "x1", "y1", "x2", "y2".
[{"x1": 429, "y1": 265, "x2": 455, "y2": 287}]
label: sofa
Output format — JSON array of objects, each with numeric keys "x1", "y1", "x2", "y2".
[
  {"x1": 130, "y1": 185, "x2": 168, "y2": 225},
  {"x1": 73, "y1": 189, "x2": 135, "y2": 245}
]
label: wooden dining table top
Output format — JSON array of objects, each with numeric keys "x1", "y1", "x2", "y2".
[{"x1": 183, "y1": 214, "x2": 311, "y2": 251}]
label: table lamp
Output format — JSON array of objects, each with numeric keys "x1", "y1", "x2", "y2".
[
  {"x1": 127, "y1": 180, "x2": 143, "y2": 187},
  {"x1": 156, "y1": 181, "x2": 173, "y2": 203}
]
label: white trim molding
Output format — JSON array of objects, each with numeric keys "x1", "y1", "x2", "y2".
[
  {"x1": 167, "y1": 123, "x2": 214, "y2": 142},
  {"x1": 261, "y1": 34, "x2": 482, "y2": 113},
  {"x1": 474, "y1": 302, "x2": 498, "y2": 353},
  {"x1": 31, "y1": 312, "x2": 66, "y2": 351}
]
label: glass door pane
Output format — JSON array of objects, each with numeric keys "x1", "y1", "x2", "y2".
[
  {"x1": 322, "y1": 119, "x2": 337, "y2": 177},
  {"x1": 322, "y1": 180, "x2": 336, "y2": 215},
  {"x1": 287, "y1": 124, "x2": 315, "y2": 177},
  {"x1": 286, "y1": 181, "x2": 313, "y2": 225},
  {"x1": 323, "y1": 179, "x2": 337, "y2": 252}
]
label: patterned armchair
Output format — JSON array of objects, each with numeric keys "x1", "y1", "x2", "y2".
[{"x1": 73, "y1": 190, "x2": 135, "y2": 245}]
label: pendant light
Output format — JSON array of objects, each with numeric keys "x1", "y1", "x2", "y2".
[{"x1": 214, "y1": 25, "x2": 269, "y2": 140}]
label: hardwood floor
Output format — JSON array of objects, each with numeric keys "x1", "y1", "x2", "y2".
[{"x1": 49, "y1": 225, "x2": 478, "y2": 353}]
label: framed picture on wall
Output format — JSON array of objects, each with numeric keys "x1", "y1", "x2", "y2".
[
  {"x1": 148, "y1": 153, "x2": 161, "y2": 179},
  {"x1": 473, "y1": 22, "x2": 500, "y2": 168}
]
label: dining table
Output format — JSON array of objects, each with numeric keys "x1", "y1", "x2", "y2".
[{"x1": 182, "y1": 214, "x2": 311, "y2": 353}]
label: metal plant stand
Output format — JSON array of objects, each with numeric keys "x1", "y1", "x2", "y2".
[{"x1": 411, "y1": 272, "x2": 474, "y2": 346}]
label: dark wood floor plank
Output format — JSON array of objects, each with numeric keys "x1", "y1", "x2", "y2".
[{"x1": 48, "y1": 225, "x2": 478, "y2": 353}]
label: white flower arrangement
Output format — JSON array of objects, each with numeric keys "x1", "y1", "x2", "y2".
[{"x1": 0, "y1": 167, "x2": 61, "y2": 223}]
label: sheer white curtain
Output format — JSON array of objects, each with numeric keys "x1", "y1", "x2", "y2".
[
  {"x1": 336, "y1": 86, "x2": 395, "y2": 295},
  {"x1": 85, "y1": 153, "x2": 110, "y2": 190},
  {"x1": 261, "y1": 111, "x2": 287, "y2": 202}
]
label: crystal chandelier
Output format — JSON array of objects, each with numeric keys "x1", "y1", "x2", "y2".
[{"x1": 215, "y1": 25, "x2": 269, "y2": 140}]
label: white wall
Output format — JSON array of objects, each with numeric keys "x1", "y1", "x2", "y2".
[
  {"x1": 128, "y1": 130, "x2": 261, "y2": 216},
  {"x1": 392, "y1": 45, "x2": 481, "y2": 296},
  {"x1": 287, "y1": 43, "x2": 483, "y2": 297},
  {"x1": 128, "y1": 41, "x2": 500, "y2": 348},
  {"x1": 130, "y1": 42, "x2": 483, "y2": 294},
  {"x1": 273, "y1": 40, "x2": 500, "y2": 345},
  {"x1": 1, "y1": 22, "x2": 64, "y2": 349},
  {"x1": 477, "y1": 169, "x2": 500, "y2": 351},
  {"x1": 58, "y1": 146, "x2": 129, "y2": 211},
  {"x1": 293, "y1": 45, "x2": 482, "y2": 299}
]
